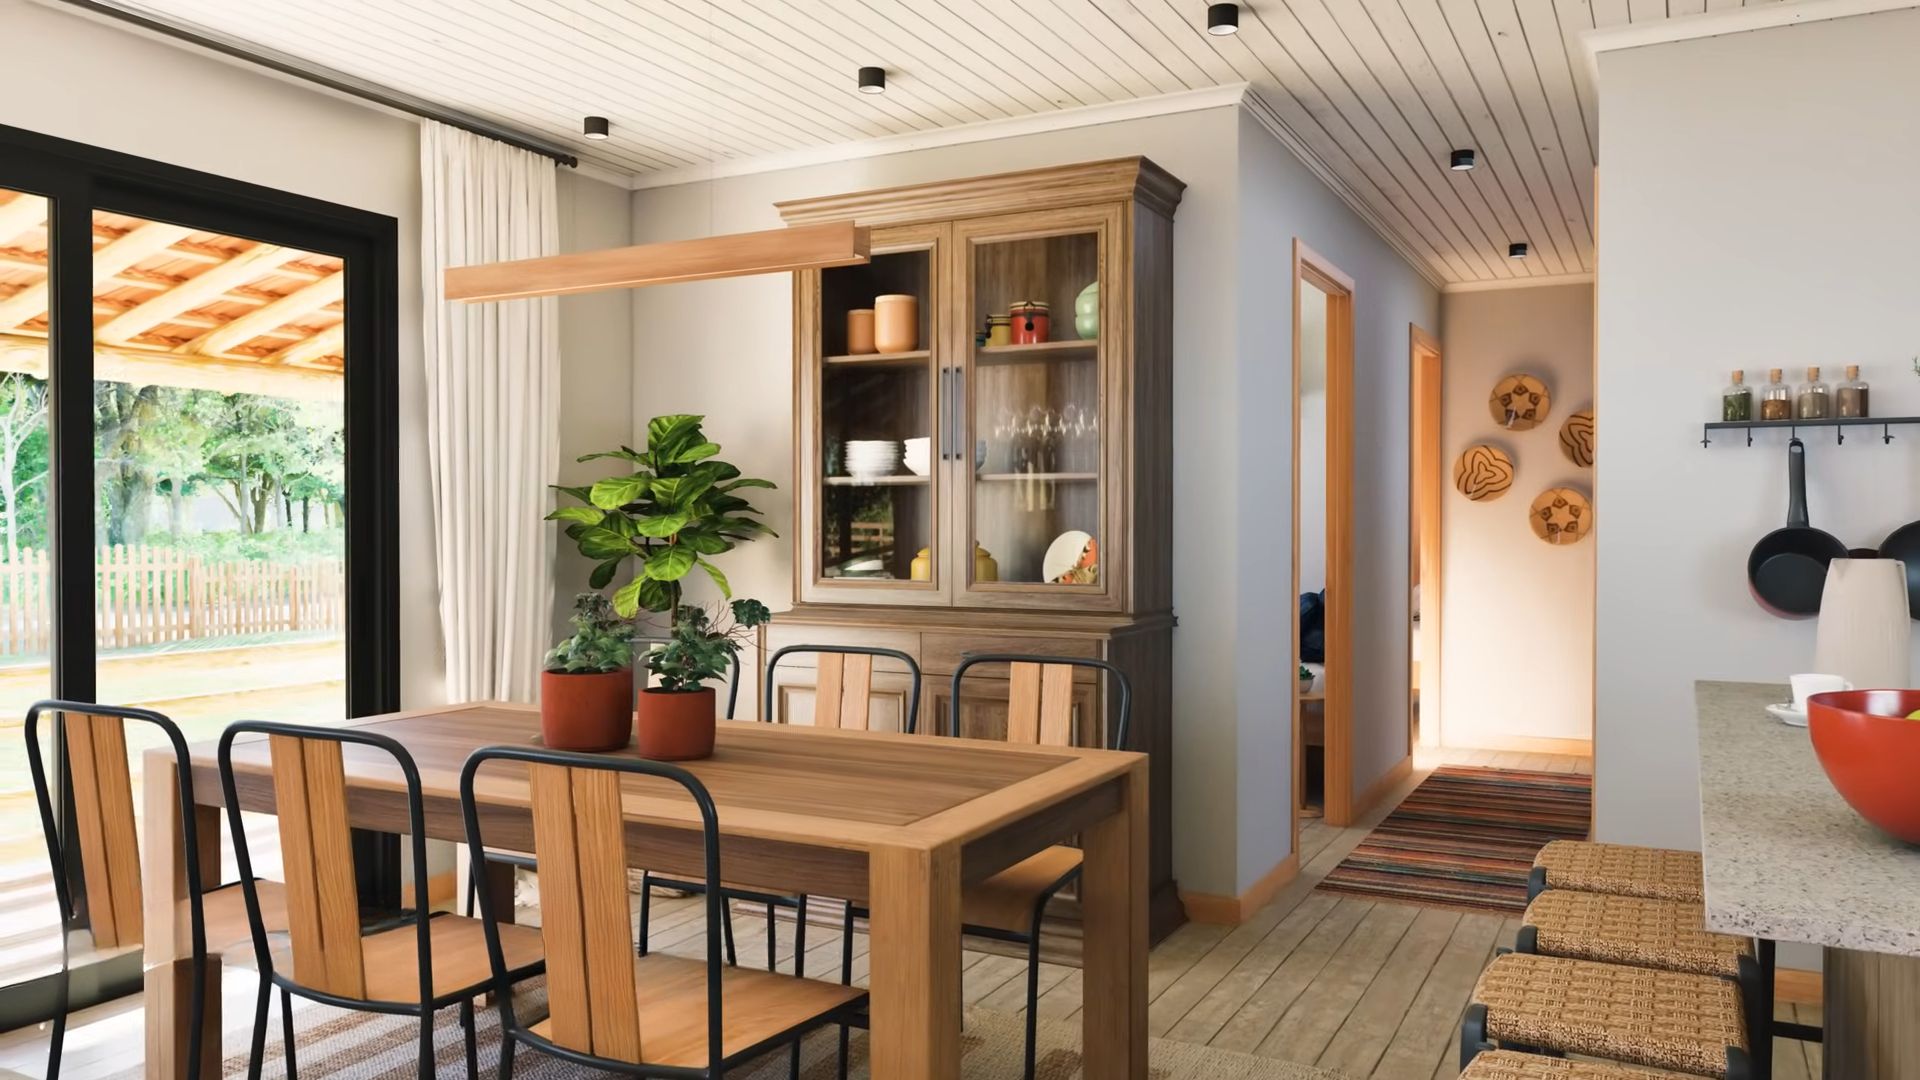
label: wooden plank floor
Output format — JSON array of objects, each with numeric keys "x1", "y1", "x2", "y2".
[{"x1": 0, "y1": 747, "x2": 1824, "y2": 1080}]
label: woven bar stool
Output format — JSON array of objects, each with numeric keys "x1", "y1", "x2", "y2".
[
  {"x1": 1461, "y1": 953, "x2": 1751, "y2": 1079},
  {"x1": 1460, "y1": 1049, "x2": 1675, "y2": 1079},
  {"x1": 1528, "y1": 840, "x2": 1704, "y2": 903}
]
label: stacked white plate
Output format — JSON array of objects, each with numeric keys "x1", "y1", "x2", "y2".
[
  {"x1": 846, "y1": 439, "x2": 902, "y2": 481},
  {"x1": 902, "y1": 437, "x2": 931, "y2": 476}
]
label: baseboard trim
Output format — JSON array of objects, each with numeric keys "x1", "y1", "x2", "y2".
[
  {"x1": 1180, "y1": 853, "x2": 1298, "y2": 926},
  {"x1": 1776, "y1": 967, "x2": 1823, "y2": 1006},
  {"x1": 1446, "y1": 735, "x2": 1593, "y2": 756},
  {"x1": 1353, "y1": 755, "x2": 1413, "y2": 820}
]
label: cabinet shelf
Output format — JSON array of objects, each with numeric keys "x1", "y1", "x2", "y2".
[
  {"x1": 974, "y1": 472, "x2": 1098, "y2": 482},
  {"x1": 825, "y1": 349, "x2": 930, "y2": 368},
  {"x1": 823, "y1": 474, "x2": 931, "y2": 487},
  {"x1": 976, "y1": 340, "x2": 1096, "y2": 365}
]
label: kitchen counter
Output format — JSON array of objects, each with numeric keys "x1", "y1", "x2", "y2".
[{"x1": 1695, "y1": 679, "x2": 1920, "y2": 1077}]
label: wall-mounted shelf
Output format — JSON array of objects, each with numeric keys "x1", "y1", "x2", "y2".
[{"x1": 1700, "y1": 416, "x2": 1920, "y2": 447}]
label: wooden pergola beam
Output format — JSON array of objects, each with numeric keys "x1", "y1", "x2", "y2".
[
  {"x1": 95, "y1": 241, "x2": 299, "y2": 345},
  {"x1": 0, "y1": 221, "x2": 195, "y2": 333},
  {"x1": 187, "y1": 270, "x2": 344, "y2": 357},
  {"x1": 0, "y1": 333, "x2": 340, "y2": 402},
  {"x1": 0, "y1": 194, "x2": 46, "y2": 248},
  {"x1": 267, "y1": 322, "x2": 343, "y2": 366}
]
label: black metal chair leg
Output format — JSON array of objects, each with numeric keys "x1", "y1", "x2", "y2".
[
  {"x1": 838, "y1": 1023, "x2": 851, "y2": 1079},
  {"x1": 841, "y1": 904, "x2": 857, "y2": 985},
  {"x1": 721, "y1": 898, "x2": 739, "y2": 967},
  {"x1": 795, "y1": 896, "x2": 809, "y2": 978},
  {"x1": 418, "y1": 1010, "x2": 436, "y2": 1079},
  {"x1": 281, "y1": 987, "x2": 299, "y2": 1080},
  {"x1": 637, "y1": 869, "x2": 653, "y2": 955},
  {"x1": 766, "y1": 901, "x2": 778, "y2": 971},
  {"x1": 45, "y1": 963, "x2": 68, "y2": 1080},
  {"x1": 245, "y1": 976, "x2": 270, "y2": 1080},
  {"x1": 1023, "y1": 928, "x2": 1043, "y2": 1080},
  {"x1": 461, "y1": 999, "x2": 479, "y2": 1077},
  {"x1": 497, "y1": 1031, "x2": 516, "y2": 1080}
]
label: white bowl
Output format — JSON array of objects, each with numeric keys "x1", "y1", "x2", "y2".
[{"x1": 902, "y1": 437, "x2": 931, "y2": 475}]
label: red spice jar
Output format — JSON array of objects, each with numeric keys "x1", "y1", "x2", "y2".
[{"x1": 1009, "y1": 300, "x2": 1050, "y2": 345}]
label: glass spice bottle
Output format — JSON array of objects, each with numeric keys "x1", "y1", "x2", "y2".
[
  {"x1": 1722, "y1": 369, "x2": 1752, "y2": 422},
  {"x1": 1759, "y1": 369, "x2": 1793, "y2": 421},
  {"x1": 1837, "y1": 365, "x2": 1870, "y2": 418},
  {"x1": 1796, "y1": 366, "x2": 1832, "y2": 419}
]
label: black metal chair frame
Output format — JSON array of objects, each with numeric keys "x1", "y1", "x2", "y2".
[
  {"x1": 460, "y1": 744, "x2": 867, "y2": 1079},
  {"x1": 26, "y1": 700, "x2": 219, "y2": 1080},
  {"x1": 219, "y1": 720, "x2": 544, "y2": 1080},
  {"x1": 839, "y1": 652, "x2": 1130, "y2": 1080}
]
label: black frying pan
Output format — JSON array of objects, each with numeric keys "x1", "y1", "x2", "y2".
[
  {"x1": 1877, "y1": 520, "x2": 1920, "y2": 619},
  {"x1": 1747, "y1": 437, "x2": 1848, "y2": 618}
]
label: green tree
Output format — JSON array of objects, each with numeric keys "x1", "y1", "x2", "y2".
[{"x1": 0, "y1": 373, "x2": 48, "y2": 560}]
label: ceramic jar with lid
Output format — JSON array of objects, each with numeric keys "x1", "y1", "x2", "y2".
[
  {"x1": 1009, "y1": 300, "x2": 1050, "y2": 345},
  {"x1": 1074, "y1": 281, "x2": 1099, "y2": 339},
  {"x1": 985, "y1": 314, "x2": 1012, "y2": 347},
  {"x1": 973, "y1": 543, "x2": 999, "y2": 582},
  {"x1": 874, "y1": 294, "x2": 918, "y2": 353},
  {"x1": 910, "y1": 547, "x2": 932, "y2": 582},
  {"x1": 845, "y1": 308, "x2": 876, "y2": 355}
]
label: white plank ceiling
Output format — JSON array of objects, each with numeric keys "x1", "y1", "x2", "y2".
[{"x1": 95, "y1": 0, "x2": 1781, "y2": 286}]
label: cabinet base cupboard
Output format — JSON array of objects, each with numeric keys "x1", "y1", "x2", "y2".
[{"x1": 775, "y1": 158, "x2": 1184, "y2": 940}]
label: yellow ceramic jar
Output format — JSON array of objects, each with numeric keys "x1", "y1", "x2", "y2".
[
  {"x1": 973, "y1": 544, "x2": 999, "y2": 583},
  {"x1": 910, "y1": 547, "x2": 932, "y2": 582}
]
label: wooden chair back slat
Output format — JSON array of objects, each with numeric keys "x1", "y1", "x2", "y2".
[
  {"x1": 814, "y1": 653, "x2": 845, "y2": 730},
  {"x1": 813, "y1": 652, "x2": 876, "y2": 731},
  {"x1": 63, "y1": 712, "x2": 143, "y2": 948},
  {"x1": 1005, "y1": 662, "x2": 1076, "y2": 747},
  {"x1": 529, "y1": 762, "x2": 642, "y2": 1062},
  {"x1": 269, "y1": 734, "x2": 366, "y2": 998}
]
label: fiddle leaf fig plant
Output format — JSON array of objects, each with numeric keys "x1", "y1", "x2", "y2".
[{"x1": 550, "y1": 415, "x2": 777, "y2": 619}]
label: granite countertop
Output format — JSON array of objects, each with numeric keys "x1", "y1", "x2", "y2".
[{"x1": 1695, "y1": 680, "x2": 1920, "y2": 956}]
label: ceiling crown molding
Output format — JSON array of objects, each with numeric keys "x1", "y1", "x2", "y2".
[{"x1": 1579, "y1": 0, "x2": 1920, "y2": 83}]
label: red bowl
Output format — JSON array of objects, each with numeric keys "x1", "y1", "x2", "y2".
[{"x1": 1806, "y1": 689, "x2": 1920, "y2": 844}]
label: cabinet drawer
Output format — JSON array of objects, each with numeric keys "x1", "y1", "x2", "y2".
[{"x1": 920, "y1": 630, "x2": 1100, "y2": 675}]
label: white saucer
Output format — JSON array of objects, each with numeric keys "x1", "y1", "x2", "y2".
[{"x1": 1766, "y1": 702, "x2": 1808, "y2": 728}]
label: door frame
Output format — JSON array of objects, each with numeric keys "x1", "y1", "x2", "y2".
[
  {"x1": 1409, "y1": 325, "x2": 1442, "y2": 749},
  {"x1": 1291, "y1": 240, "x2": 1356, "y2": 837},
  {"x1": 0, "y1": 122, "x2": 401, "y2": 1025}
]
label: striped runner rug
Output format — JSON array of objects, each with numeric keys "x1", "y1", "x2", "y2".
[{"x1": 1316, "y1": 766, "x2": 1592, "y2": 914}]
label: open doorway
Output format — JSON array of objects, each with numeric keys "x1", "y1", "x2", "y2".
[
  {"x1": 1410, "y1": 326, "x2": 1441, "y2": 748},
  {"x1": 1291, "y1": 241, "x2": 1355, "y2": 833}
]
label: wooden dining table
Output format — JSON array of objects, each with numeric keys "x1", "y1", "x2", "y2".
[{"x1": 140, "y1": 702, "x2": 1148, "y2": 1080}]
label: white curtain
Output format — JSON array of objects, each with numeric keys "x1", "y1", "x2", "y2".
[{"x1": 420, "y1": 121, "x2": 560, "y2": 703}]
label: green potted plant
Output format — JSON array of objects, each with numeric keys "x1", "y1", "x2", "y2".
[
  {"x1": 634, "y1": 600, "x2": 770, "y2": 758},
  {"x1": 1299, "y1": 664, "x2": 1315, "y2": 697},
  {"x1": 550, "y1": 414, "x2": 776, "y2": 759},
  {"x1": 541, "y1": 593, "x2": 637, "y2": 751}
]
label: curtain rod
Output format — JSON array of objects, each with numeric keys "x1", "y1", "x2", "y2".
[{"x1": 51, "y1": 0, "x2": 582, "y2": 168}]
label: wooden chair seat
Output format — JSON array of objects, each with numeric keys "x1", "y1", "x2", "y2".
[
  {"x1": 272, "y1": 914, "x2": 543, "y2": 1003},
  {"x1": 201, "y1": 879, "x2": 290, "y2": 953},
  {"x1": 962, "y1": 845, "x2": 1083, "y2": 934},
  {"x1": 529, "y1": 952, "x2": 863, "y2": 1069}
]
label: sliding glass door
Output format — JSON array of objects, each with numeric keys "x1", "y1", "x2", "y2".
[{"x1": 0, "y1": 124, "x2": 398, "y2": 1024}]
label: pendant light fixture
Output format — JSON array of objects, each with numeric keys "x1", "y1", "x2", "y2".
[
  {"x1": 1207, "y1": 3, "x2": 1239, "y2": 35},
  {"x1": 858, "y1": 66, "x2": 887, "y2": 94},
  {"x1": 583, "y1": 116, "x2": 610, "y2": 140},
  {"x1": 1450, "y1": 148, "x2": 1476, "y2": 171},
  {"x1": 1509, "y1": 242, "x2": 1530, "y2": 259}
]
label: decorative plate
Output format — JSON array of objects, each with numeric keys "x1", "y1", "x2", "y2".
[
  {"x1": 1043, "y1": 531, "x2": 1098, "y2": 585},
  {"x1": 1559, "y1": 409, "x2": 1595, "y2": 467},
  {"x1": 1489, "y1": 374, "x2": 1551, "y2": 431},
  {"x1": 1453, "y1": 445, "x2": 1515, "y2": 502},
  {"x1": 1530, "y1": 487, "x2": 1592, "y2": 545}
]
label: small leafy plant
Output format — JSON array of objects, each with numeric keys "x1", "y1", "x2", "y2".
[
  {"x1": 549, "y1": 415, "x2": 776, "y2": 619},
  {"x1": 1299, "y1": 665, "x2": 1313, "y2": 682},
  {"x1": 645, "y1": 599, "x2": 771, "y2": 692},
  {"x1": 546, "y1": 593, "x2": 636, "y2": 674}
]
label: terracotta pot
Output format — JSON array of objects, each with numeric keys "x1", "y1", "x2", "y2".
[
  {"x1": 539, "y1": 668, "x2": 634, "y2": 752},
  {"x1": 635, "y1": 687, "x2": 718, "y2": 761},
  {"x1": 874, "y1": 294, "x2": 918, "y2": 353},
  {"x1": 845, "y1": 308, "x2": 876, "y2": 355}
]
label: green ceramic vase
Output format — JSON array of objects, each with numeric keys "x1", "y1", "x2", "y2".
[{"x1": 1074, "y1": 280, "x2": 1099, "y2": 339}]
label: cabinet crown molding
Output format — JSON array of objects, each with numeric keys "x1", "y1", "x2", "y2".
[{"x1": 776, "y1": 156, "x2": 1185, "y2": 229}]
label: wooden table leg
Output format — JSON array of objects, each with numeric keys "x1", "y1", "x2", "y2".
[
  {"x1": 1824, "y1": 946, "x2": 1920, "y2": 1078},
  {"x1": 140, "y1": 748, "x2": 222, "y2": 1080},
  {"x1": 866, "y1": 843, "x2": 961, "y2": 1080},
  {"x1": 1081, "y1": 761, "x2": 1148, "y2": 1079}
]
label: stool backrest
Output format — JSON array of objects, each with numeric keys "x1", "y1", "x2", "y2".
[
  {"x1": 461, "y1": 745, "x2": 725, "y2": 1070},
  {"x1": 219, "y1": 721, "x2": 434, "y2": 1006},
  {"x1": 763, "y1": 644, "x2": 923, "y2": 733},
  {"x1": 948, "y1": 654, "x2": 1132, "y2": 750}
]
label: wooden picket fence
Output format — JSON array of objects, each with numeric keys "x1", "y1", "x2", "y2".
[{"x1": 0, "y1": 545, "x2": 344, "y2": 656}]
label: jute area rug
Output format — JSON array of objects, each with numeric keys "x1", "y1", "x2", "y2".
[{"x1": 110, "y1": 979, "x2": 1348, "y2": 1079}]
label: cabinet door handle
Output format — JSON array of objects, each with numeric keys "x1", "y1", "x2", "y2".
[
  {"x1": 950, "y1": 368, "x2": 965, "y2": 467},
  {"x1": 939, "y1": 368, "x2": 953, "y2": 460}
]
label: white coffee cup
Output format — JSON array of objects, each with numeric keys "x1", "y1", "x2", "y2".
[{"x1": 1789, "y1": 673, "x2": 1852, "y2": 710}]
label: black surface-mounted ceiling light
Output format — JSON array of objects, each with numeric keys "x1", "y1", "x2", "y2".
[
  {"x1": 858, "y1": 66, "x2": 887, "y2": 94},
  {"x1": 1207, "y1": 3, "x2": 1239, "y2": 35},
  {"x1": 583, "y1": 116, "x2": 610, "y2": 140},
  {"x1": 1450, "y1": 148, "x2": 1477, "y2": 171},
  {"x1": 1509, "y1": 242, "x2": 1529, "y2": 259}
]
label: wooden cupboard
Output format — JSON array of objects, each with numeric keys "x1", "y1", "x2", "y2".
[{"x1": 772, "y1": 158, "x2": 1183, "y2": 938}]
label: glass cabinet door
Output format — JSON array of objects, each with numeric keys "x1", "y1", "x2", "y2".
[
  {"x1": 801, "y1": 223, "x2": 950, "y2": 604},
  {"x1": 955, "y1": 208, "x2": 1121, "y2": 608}
]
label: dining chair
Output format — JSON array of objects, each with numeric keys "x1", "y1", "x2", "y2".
[
  {"x1": 841, "y1": 652, "x2": 1131, "y2": 1080},
  {"x1": 218, "y1": 721, "x2": 545, "y2": 1079},
  {"x1": 459, "y1": 744, "x2": 868, "y2": 1079},
  {"x1": 23, "y1": 700, "x2": 292, "y2": 1080}
]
